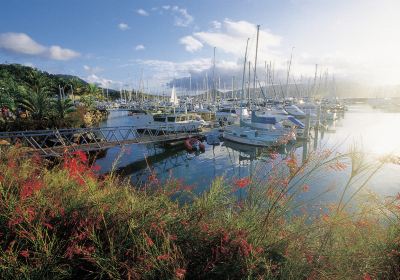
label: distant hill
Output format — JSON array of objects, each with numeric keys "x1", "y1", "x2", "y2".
[
  {"x1": 0, "y1": 64, "x2": 89, "y2": 97},
  {"x1": 0, "y1": 64, "x2": 155, "y2": 101}
]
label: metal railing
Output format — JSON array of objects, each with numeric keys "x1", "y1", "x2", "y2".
[{"x1": 0, "y1": 124, "x2": 203, "y2": 157}]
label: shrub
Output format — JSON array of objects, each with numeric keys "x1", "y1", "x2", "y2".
[{"x1": 0, "y1": 147, "x2": 398, "y2": 279}]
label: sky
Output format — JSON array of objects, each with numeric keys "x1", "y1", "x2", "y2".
[{"x1": 1, "y1": 0, "x2": 400, "y2": 93}]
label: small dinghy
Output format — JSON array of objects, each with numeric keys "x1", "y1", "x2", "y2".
[{"x1": 184, "y1": 138, "x2": 205, "y2": 152}]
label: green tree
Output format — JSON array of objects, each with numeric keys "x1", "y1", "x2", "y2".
[
  {"x1": 52, "y1": 98, "x2": 75, "y2": 119},
  {"x1": 86, "y1": 83, "x2": 104, "y2": 100},
  {"x1": 18, "y1": 76, "x2": 52, "y2": 120}
]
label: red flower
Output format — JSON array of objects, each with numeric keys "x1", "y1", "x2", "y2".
[
  {"x1": 91, "y1": 164, "x2": 101, "y2": 172},
  {"x1": 20, "y1": 180, "x2": 43, "y2": 199},
  {"x1": 302, "y1": 184, "x2": 310, "y2": 192},
  {"x1": 363, "y1": 273, "x2": 372, "y2": 280},
  {"x1": 175, "y1": 268, "x2": 186, "y2": 279},
  {"x1": 43, "y1": 222, "x2": 54, "y2": 230},
  {"x1": 234, "y1": 177, "x2": 251, "y2": 189},
  {"x1": 73, "y1": 150, "x2": 88, "y2": 163},
  {"x1": 144, "y1": 233, "x2": 154, "y2": 247},
  {"x1": 157, "y1": 254, "x2": 170, "y2": 261},
  {"x1": 20, "y1": 249, "x2": 29, "y2": 258}
]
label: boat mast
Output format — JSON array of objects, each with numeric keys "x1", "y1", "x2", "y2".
[
  {"x1": 247, "y1": 61, "x2": 251, "y2": 105},
  {"x1": 240, "y1": 38, "x2": 250, "y2": 120},
  {"x1": 189, "y1": 74, "x2": 192, "y2": 96},
  {"x1": 212, "y1": 47, "x2": 216, "y2": 104},
  {"x1": 311, "y1": 64, "x2": 318, "y2": 99},
  {"x1": 206, "y1": 72, "x2": 209, "y2": 103},
  {"x1": 253, "y1": 24, "x2": 260, "y2": 104},
  {"x1": 285, "y1": 47, "x2": 294, "y2": 101},
  {"x1": 265, "y1": 61, "x2": 268, "y2": 99},
  {"x1": 231, "y1": 76, "x2": 234, "y2": 100}
]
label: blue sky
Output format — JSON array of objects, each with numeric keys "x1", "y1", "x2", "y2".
[{"x1": 1, "y1": 0, "x2": 400, "y2": 91}]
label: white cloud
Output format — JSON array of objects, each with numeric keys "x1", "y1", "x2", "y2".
[
  {"x1": 192, "y1": 19, "x2": 282, "y2": 63},
  {"x1": 118, "y1": 23, "x2": 130, "y2": 31},
  {"x1": 162, "y1": 5, "x2": 171, "y2": 10},
  {"x1": 137, "y1": 9, "x2": 149, "y2": 16},
  {"x1": 0, "y1": 32, "x2": 80, "y2": 60},
  {"x1": 171, "y1": 6, "x2": 193, "y2": 27},
  {"x1": 47, "y1": 46, "x2": 80, "y2": 61},
  {"x1": 85, "y1": 74, "x2": 115, "y2": 88},
  {"x1": 179, "y1": 36, "x2": 203, "y2": 52},
  {"x1": 83, "y1": 65, "x2": 103, "y2": 74},
  {"x1": 133, "y1": 58, "x2": 242, "y2": 85},
  {"x1": 134, "y1": 58, "x2": 210, "y2": 83},
  {"x1": 211, "y1": 20, "x2": 221, "y2": 29},
  {"x1": 135, "y1": 44, "x2": 145, "y2": 51}
]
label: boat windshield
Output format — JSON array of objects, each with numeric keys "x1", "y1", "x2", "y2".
[{"x1": 153, "y1": 116, "x2": 166, "y2": 122}]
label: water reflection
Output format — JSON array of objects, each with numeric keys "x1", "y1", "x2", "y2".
[{"x1": 96, "y1": 105, "x2": 400, "y2": 198}]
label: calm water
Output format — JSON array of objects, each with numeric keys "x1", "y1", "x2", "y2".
[{"x1": 95, "y1": 104, "x2": 400, "y2": 202}]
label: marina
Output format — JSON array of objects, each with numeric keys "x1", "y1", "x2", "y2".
[
  {"x1": 96, "y1": 103, "x2": 400, "y2": 200},
  {"x1": 2, "y1": 0, "x2": 400, "y2": 278}
]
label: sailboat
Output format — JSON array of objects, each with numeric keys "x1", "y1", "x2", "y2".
[
  {"x1": 133, "y1": 86, "x2": 207, "y2": 133},
  {"x1": 223, "y1": 25, "x2": 293, "y2": 147},
  {"x1": 170, "y1": 86, "x2": 179, "y2": 106}
]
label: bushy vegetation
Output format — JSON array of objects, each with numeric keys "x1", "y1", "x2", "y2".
[
  {"x1": 0, "y1": 146, "x2": 399, "y2": 279},
  {"x1": 0, "y1": 64, "x2": 109, "y2": 130}
]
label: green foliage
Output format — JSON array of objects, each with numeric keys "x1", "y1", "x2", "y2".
[
  {"x1": 0, "y1": 64, "x2": 104, "y2": 129},
  {"x1": 52, "y1": 98, "x2": 75, "y2": 119}
]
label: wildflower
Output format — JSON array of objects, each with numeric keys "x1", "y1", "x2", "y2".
[
  {"x1": 234, "y1": 177, "x2": 251, "y2": 189},
  {"x1": 148, "y1": 172, "x2": 159, "y2": 184},
  {"x1": 144, "y1": 233, "x2": 154, "y2": 247},
  {"x1": 363, "y1": 273, "x2": 372, "y2": 280},
  {"x1": 157, "y1": 254, "x2": 170, "y2": 261},
  {"x1": 20, "y1": 249, "x2": 29, "y2": 258},
  {"x1": 20, "y1": 180, "x2": 43, "y2": 200},
  {"x1": 7, "y1": 159, "x2": 16, "y2": 169},
  {"x1": 169, "y1": 234, "x2": 177, "y2": 241},
  {"x1": 238, "y1": 238, "x2": 253, "y2": 257},
  {"x1": 73, "y1": 150, "x2": 88, "y2": 163},
  {"x1": 306, "y1": 253, "x2": 313, "y2": 264},
  {"x1": 175, "y1": 268, "x2": 186, "y2": 279},
  {"x1": 329, "y1": 161, "x2": 347, "y2": 171},
  {"x1": 91, "y1": 164, "x2": 101, "y2": 172},
  {"x1": 43, "y1": 222, "x2": 54, "y2": 230}
]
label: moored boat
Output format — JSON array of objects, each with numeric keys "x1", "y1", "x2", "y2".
[{"x1": 184, "y1": 137, "x2": 205, "y2": 152}]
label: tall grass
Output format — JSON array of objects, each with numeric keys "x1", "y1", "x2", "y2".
[{"x1": 0, "y1": 146, "x2": 399, "y2": 279}]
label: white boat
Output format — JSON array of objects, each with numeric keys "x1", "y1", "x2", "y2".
[
  {"x1": 215, "y1": 107, "x2": 249, "y2": 124},
  {"x1": 223, "y1": 126, "x2": 282, "y2": 147},
  {"x1": 240, "y1": 111, "x2": 300, "y2": 140},
  {"x1": 284, "y1": 104, "x2": 306, "y2": 119},
  {"x1": 134, "y1": 112, "x2": 206, "y2": 133},
  {"x1": 296, "y1": 102, "x2": 318, "y2": 116}
]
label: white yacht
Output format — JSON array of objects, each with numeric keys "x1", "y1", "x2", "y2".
[
  {"x1": 240, "y1": 111, "x2": 298, "y2": 141},
  {"x1": 284, "y1": 104, "x2": 306, "y2": 119},
  {"x1": 132, "y1": 112, "x2": 206, "y2": 133},
  {"x1": 223, "y1": 127, "x2": 283, "y2": 147},
  {"x1": 215, "y1": 107, "x2": 249, "y2": 124}
]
